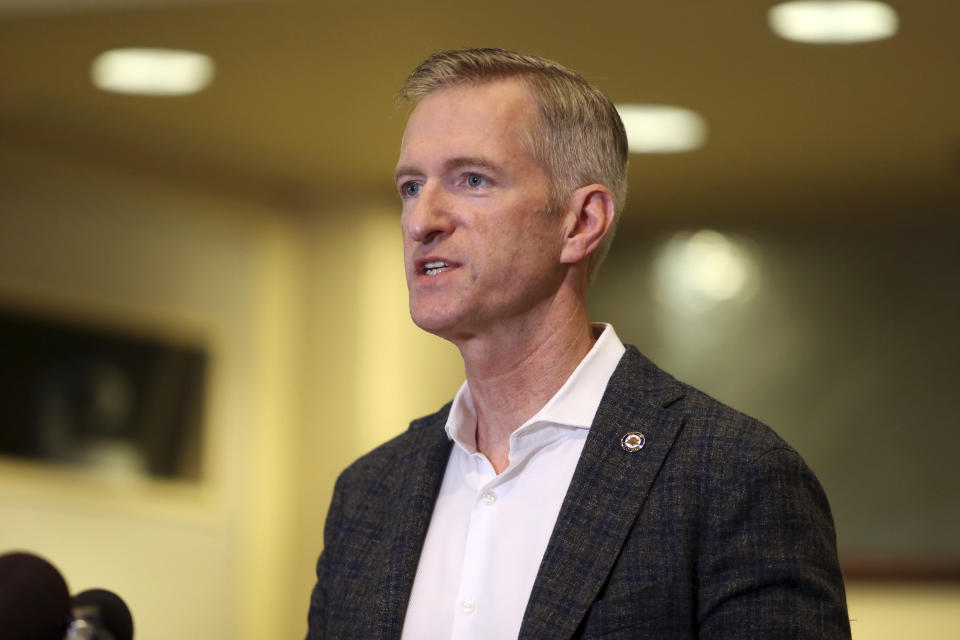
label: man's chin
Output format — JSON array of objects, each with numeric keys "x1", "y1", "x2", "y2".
[
  {"x1": 410, "y1": 308, "x2": 470, "y2": 341},
  {"x1": 411, "y1": 314, "x2": 454, "y2": 337}
]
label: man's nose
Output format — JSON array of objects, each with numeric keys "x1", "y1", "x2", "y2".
[{"x1": 405, "y1": 183, "x2": 455, "y2": 244}]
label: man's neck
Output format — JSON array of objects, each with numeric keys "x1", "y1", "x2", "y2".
[{"x1": 456, "y1": 302, "x2": 596, "y2": 474}]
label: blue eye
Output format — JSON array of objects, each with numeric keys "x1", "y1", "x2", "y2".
[
  {"x1": 466, "y1": 174, "x2": 486, "y2": 188},
  {"x1": 402, "y1": 182, "x2": 421, "y2": 197}
]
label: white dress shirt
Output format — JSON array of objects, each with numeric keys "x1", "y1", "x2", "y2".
[{"x1": 401, "y1": 324, "x2": 626, "y2": 640}]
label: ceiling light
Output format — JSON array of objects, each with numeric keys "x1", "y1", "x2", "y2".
[
  {"x1": 91, "y1": 48, "x2": 215, "y2": 96},
  {"x1": 768, "y1": 1, "x2": 899, "y2": 44},
  {"x1": 615, "y1": 104, "x2": 707, "y2": 154}
]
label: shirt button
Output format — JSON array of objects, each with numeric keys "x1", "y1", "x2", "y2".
[
  {"x1": 460, "y1": 598, "x2": 477, "y2": 614},
  {"x1": 481, "y1": 491, "x2": 497, "y2": 505}
]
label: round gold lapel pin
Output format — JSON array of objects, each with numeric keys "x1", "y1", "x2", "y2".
[{"x1": 620, "y1": 432, "x2": 646, "y2": 452}]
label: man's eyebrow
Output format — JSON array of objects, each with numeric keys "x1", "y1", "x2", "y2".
[
  {"x1": 394, "y1": 164, "x2": 421, "y2": 181},
  {"x1": 445, "y1": 156, "x2": 496, "y2": 170},
  {"x1": 443, "y1": 157, "x2": 502, "y2": 175},
  {"x1": 394, "y1": 157, "x2": 501, "y2": 182}
]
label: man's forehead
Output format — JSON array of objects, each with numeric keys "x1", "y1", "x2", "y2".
[
  {"x1": 397, "y1": 79, "x2": 537, "y2": 161},
  {"x1": 419, "y1": 76, "x2": 534, "y2": 104},
  {"x1": 412, "y1": 79, "x2": 535, "y2": 127}
]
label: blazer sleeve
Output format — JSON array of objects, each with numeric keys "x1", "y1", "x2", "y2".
[
  {"x1": 697, "y1": 447, "x2": 851, "y2": 639},
  {"x1": 306, "y1": 474, "x2": 345, "y2": 640}
]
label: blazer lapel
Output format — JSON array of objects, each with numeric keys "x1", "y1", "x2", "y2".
[
  {"x1": 376, "y1": 409, "x2": 453, "y2": 639},
  {"x1": 519, "y1": 347, "x2": 687, "y2": 639}
]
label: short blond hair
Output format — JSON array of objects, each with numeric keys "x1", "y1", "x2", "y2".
[{"x1": 397, "y1": 48, "x2": 628, "y2": 281}]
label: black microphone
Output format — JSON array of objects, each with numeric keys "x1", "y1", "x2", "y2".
[
  {"x1": 64, "y1": 589, "x2": 133, "y2": 640},
  {"x1": 0, "y1": 551, "x2": 72, "y2": 640}
]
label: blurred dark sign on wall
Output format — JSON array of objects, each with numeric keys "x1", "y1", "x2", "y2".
[{"x1": 0, "y1": 306, "x2": 206, "y2": 480}]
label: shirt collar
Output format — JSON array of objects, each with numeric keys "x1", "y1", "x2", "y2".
[{"x1": 444, "y1": 323, "x2": 626, "y2": 453}]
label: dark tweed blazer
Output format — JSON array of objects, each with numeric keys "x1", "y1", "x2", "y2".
[{"x1": 307, "y1": 346, "x2": 851, "y2": 639}]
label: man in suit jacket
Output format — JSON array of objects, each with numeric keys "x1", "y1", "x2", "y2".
[{"x1": 307, "y1": 48, "x2": 850, "y2": 639}]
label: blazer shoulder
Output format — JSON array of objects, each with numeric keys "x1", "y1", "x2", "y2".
[
  {"x1": 681, "y1": 383, "x2": 791, "y2": 454},
  {"x1": 618, "y1": 345, "x2": 797, "y2": 469}
]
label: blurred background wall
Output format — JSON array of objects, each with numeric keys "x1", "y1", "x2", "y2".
[{"x1": 0, "y1": 1, "x2": 957, "y2": 638}]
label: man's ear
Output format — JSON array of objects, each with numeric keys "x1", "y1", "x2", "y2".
[{"x1": 559, "y1": 184, "x2": 615, "y2": 266}]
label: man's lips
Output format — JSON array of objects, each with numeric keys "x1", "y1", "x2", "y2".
[{"x1": 415, "y1": 257, "x2": 460, "y2": 276}]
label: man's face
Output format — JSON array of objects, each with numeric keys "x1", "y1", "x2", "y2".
[{"x1": 395, "y1": 79, "x2": 567, "y2": 342}]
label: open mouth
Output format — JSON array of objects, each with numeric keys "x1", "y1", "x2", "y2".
[{"x1": 423, "y1": 260, "x2": 453, "y2": 276}]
